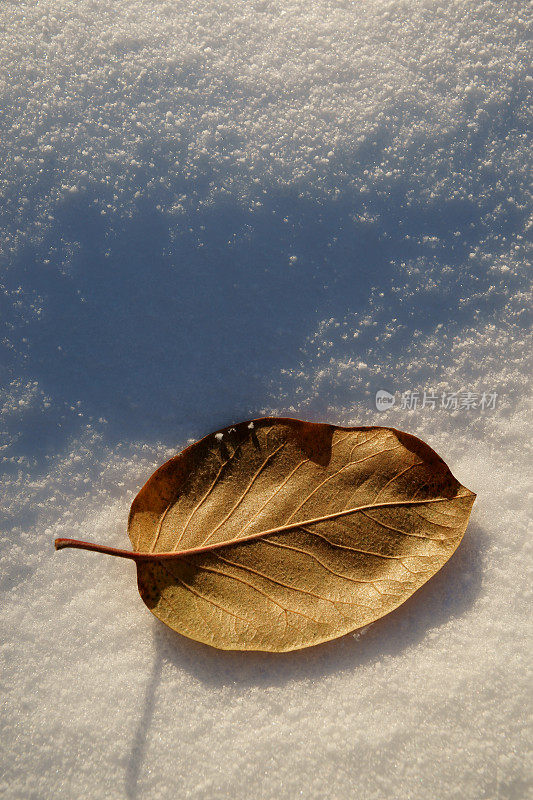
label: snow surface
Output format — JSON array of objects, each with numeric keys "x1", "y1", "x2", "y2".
[{"x1": 1, "y1": 1, "x2": 531, "y2": 798}]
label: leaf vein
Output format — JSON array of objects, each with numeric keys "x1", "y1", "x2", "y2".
[
  {"x1": 373, "y1": 461, "x2": 425, "y2": 503},
  {"x1": 285, "y1": 444, "x2": 403, "y2": 523},
  {"x1": 149, "y1": 502, "x2": 172, "y2": 553},
  {"x1": 181, "y1": 557, "x2": 322, "y2": 625},
  {"x1": 159, "y1": 562, "x2": 255, "y2": 627},
  {"x1": 213, "y1": 553, "x2": 374, "y2": 612},
  {"x1": 238, "y1": 457, "x2": 310, "y2": 536},
  {"x1": 298, "y1": 526, "x2": 416, "y2": 567},
  {"x1": 261, "y1": 538, "x2": 384, "y2": 594},
  {"x1": 200, "y1": 441, "x2": 287, "y2": 545},
  {"x1": 360, "y1": 510, "x2": 445, "y2": 541},
  {"x1": 173, "y1": 449, "x2": 239, "y2": 551}
]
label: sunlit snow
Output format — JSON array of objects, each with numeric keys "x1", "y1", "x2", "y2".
[{"x1": 1, "y1": 1, "x2": 530, "y2": 798}]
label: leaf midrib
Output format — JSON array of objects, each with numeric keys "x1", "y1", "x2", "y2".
[
  {"x1": 55, "y1": 494, "x2": 472, "y2": 563},
  {"x1": 147, "y1": 494, "x2": 469, "y2": 559}
]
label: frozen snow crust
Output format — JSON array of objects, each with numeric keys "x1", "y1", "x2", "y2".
[{"x1": 1, "y1": 1, "x2": 531, "y2": 798}]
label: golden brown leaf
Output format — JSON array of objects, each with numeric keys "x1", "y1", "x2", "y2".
[{"x1": 57, "y1": 417, "x2": 475, "y2": 651}]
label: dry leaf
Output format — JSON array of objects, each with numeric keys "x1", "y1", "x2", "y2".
[{"x1": 56, "y1": 417, "x2": 475, "y2": 651}]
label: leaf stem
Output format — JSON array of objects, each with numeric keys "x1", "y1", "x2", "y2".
[{"x1": 54, "y1": 538, "x2": 153, "y2": 561}]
